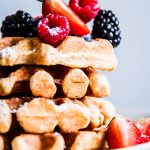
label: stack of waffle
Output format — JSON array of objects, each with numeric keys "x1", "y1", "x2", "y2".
[{"x1": 0, "y1": 36, "x2": 117, "y2": 150}]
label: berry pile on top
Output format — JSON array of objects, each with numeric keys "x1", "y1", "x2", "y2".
[{"x1": 0, "y1": 0, "x2": 121, "y2": 47}]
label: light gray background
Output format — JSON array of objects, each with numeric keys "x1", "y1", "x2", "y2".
[{"x1": 0, "y1": 0, "x2": 150, "y2": 117}]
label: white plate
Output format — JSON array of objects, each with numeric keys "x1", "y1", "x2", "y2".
[{"x1": 115, "y1": 142, "x2": 150, "y2": 150}]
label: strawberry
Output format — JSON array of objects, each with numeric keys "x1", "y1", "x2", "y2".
[
  {"x1": 135, "y1": 118, "x2": 150, "y2": 143},
  {"x1": 69, "y1": 0, "x2": 100, "y2": 23},
  {"x1": 37, "y1": 0, "x2": 90, "y2": 36},
  {"x1": 140, "y1": 118, "x2": 150, "y2": 137},
  {"x1": 140, "y1": 134, "x2": 150, "y2": 143},
  {"x1": 107, "y1": 116, "x2": 142, "y2": 149}
]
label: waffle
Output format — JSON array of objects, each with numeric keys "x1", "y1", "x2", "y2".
[
  {"x1": 0, "y1": 37, "x2": 24, "y2": 50},
  {"x1": 0, "y1": 101, "x2": 12, "y2": 133},
  {"x1": 12, "y1": 133, "x2": 65, "y2": 150},
  {"x1": 0, "y1": 35, "x2": 117, "y2": 149},
  {"x1": 0, "y1": 135, "x2": 5, "y2": 150},
  {"x1": 0, "y1": 66, "x2": 110, "y2": 99},
  {"x1": 0, "y1": 96, "x2": 115, "y2": 134},
  {"x1": 63, "y1": 130, "x2": 107, "y2": 150},
  {"x1": 0, "y1": 36, "x2": 117, "y2": 70},
  {"x1": 1, "y1": 128, "x2": 108, "y2": 150}
]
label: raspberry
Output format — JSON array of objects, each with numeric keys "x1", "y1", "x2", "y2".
[
  {"x1": 38, "y1": 14, "x2": 70, "y2": 47},
  {"x1": 69, "y1": 0, "x2": 100, "y2": 23}
]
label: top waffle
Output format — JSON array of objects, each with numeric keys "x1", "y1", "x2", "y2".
[{"x1": 0, "y1": 36, "x2": 117, "y2": 70}]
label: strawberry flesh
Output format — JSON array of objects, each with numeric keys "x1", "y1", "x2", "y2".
[
  {"x1": 135, "y1": 118, "x2": 150, "y2": 143},
  {"x1": 141, "y1": 134, "x2": 150, "y2": 143},
  {"x1": 107, "y1": 116, "x2": 142, "y2": 149},
  {"x1": 141, "y1": 118, "x2": 150, "y2": 136},
  {"x1": 42, "y1": 0, "x2": 90, "y2": 36}
]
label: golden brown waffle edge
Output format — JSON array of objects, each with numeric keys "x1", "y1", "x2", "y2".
[
  {"x1": 1, "y1": 129, "x2": 109, "y2": 150},
  {"x1": 0, "y1": 96, "x2": 115, "y2": 134},
  {"x1": 0, "y1": 36, "x2": 117, "y2": 70},
  {"x1": 0, "y1": 66, "x2": 110, "y2": 99}
]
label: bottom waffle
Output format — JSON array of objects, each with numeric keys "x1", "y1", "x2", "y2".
[
  {"x1": 0, "y1": 97, "x2": 115, "y2": 150},
  {"x1": 0, "y1": 129, "x2": 108, "y2": 150}
]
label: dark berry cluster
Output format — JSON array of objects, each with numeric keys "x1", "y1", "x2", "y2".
[
  {"x1": 1, "y1": 11, "x2": 39, "y2": 37},
  {"x1": 92, "y1": 10, "x2": 121, "y2": 48}
]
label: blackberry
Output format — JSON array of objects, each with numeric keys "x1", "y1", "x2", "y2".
[
  {"x1": 92, "y1": 10, "x2": 121, "y2": 48},
  {"x1": 1, "y1": 10, "x2": 38, "y2": 37}
]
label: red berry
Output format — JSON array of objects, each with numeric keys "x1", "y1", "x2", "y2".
[
  {"x1": 141, "y1": 118, "x2": 150, "y2": 137},
  {"x1": 140, "y1": 134, "x2": 150, "y2": 143},
  {"x1": 42, "y1": 0, "x2": 90, "y2": 36},
  {"x1": 69, "y1": 0, "x2": 100, "y2": 23},
  {"x1": 135, "y1": 118, "x2": 150, "y2": 143},
  {"x1": 107, "y1": 116, "x2": 142, "y2": 149},
  {"x1": 38, "y1": 14, "x2": 70, "y2": 47}
]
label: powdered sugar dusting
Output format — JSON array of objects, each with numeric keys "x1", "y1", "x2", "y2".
[
  {"x1": 49, "y1": 27, "x2": 61, "y2": 36},
  {"x1": 0, "y1": 47, "x2": 15, "y2": 58}
]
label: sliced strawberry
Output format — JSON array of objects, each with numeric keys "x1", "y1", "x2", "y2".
[
  {"x1": 140, "y1": 118, "x2": 150, "y2": 136},
  {"x1": 69, "y1": 0, "x2": 100, "y2": 23},
  {"x1": 135, "y1": 118, "x2": 150, "y2": 143},
  {"x1": 140, "y1": 134, "x2": 150, "y2": 143},
  {"x1": 107, "y1": 116, "x2": 142, "y2": 149},
  {"x1": 41, "y1": 0, "x2": 90, "y2": 36}
]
